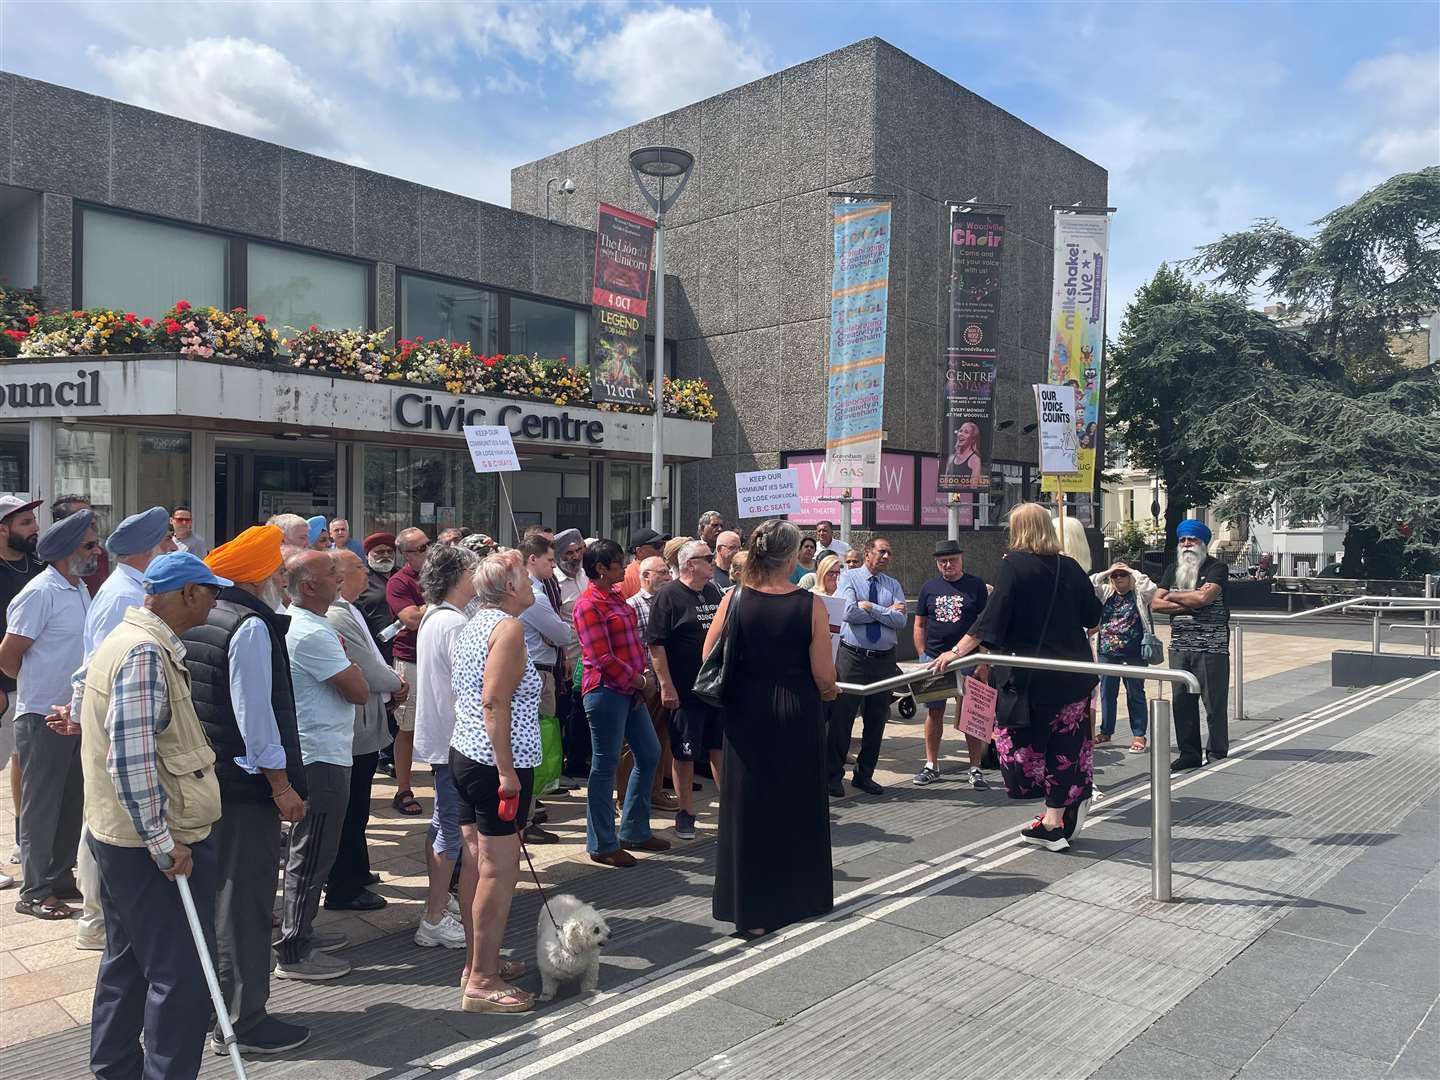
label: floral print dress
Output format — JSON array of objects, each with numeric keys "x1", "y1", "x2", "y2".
[{"x1": 994, "y1": 698, "x2": 1094, "y2": 809}]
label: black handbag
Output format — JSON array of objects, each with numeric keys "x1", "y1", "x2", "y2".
[
  {"x1": 991, "y1": 561, "x2": 1062, "y2": 731},
  {"x1": 692, "y1": 586, "x2": 742, "y2": 708}
]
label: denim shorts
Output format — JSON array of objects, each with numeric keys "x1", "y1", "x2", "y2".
[{"x1": 427, "y1": 763, "x2": 462, "y2": 859}]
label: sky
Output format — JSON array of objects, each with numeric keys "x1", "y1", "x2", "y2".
[{"x1": 1, "y1": 0, "x2": 1436, "y2": 317}]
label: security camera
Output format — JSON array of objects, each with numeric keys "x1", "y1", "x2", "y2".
[{"x1": 560, "y1": 178, "x2": 576, "y2": 195}]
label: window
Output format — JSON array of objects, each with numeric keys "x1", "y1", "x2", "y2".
[
  {"x1": 0, "y1": 422, "x2": 29, "y2": 493},
  {"x1": 81, "y1": 209, "x2": 226, "y2": 317},
  {"x1": 400, "y1": 274, "x2": 498, "y2": 354},
  {"x1": 129, "y1": 430, "x2": 191, "y2": 518},
  {"x1": 247, "y1": 243, "x2": 367, "y2": 331},
  {"x1": 0, "y1": 185, "x2": 39, "y2": 289},
  {"x1": 509, "y1": 296, "x2": 588, "y2": 367},
  {"x1": 363, "y1": 445, "x2": 495, "y2": 539},
  {"x1": 987, "y1": 462, "x2": 1027, "y2": 525},
  {"x1": 53, "y1": 425, "x2": 117, "y2": 533}
]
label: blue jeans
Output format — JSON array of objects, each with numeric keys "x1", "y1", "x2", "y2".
[
  {"x1": 583, "y1": 687, "x2": 660, "y2": 854},
  {"x1": 1099, "y1": 657, "x2": 1148, "y2": 737}
]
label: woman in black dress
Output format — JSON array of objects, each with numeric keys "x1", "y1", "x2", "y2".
[
  {"x1": 703, "y1": 519, "x2": 839, "y2": 935},
  {"x1": 926, "y1": 502, "x2": 1103, "y2": 851}
]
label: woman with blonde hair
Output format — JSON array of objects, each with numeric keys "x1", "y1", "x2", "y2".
[
  {"x1": 663, "y1": 536, "x2": 693, "y2": 572},
  {"x1": 926, "y1": 502, "x2": 1101, "y2": 850},
  {"x1": 799, "y1": 553, "x2": 842, "y2": 595},
  {"x1": 1052, "y1": 513, "x2": 1092, "y2": 573}
]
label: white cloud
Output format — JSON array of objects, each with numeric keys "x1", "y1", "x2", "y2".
[
  {"x1": 574, "y1": 5, "x2": 769, "y2": 118},
  {"x1": 1344, "y1": 50, "x2": 1440, "y2": 115},
  {"x1": 1339, "y1": 49, "x2": 1440, "y2": 195},
  {"x1": 89, "y1": 37, "x2": 344, "y2": 150}
]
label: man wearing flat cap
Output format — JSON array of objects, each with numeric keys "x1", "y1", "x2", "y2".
[
  {"x1": 1152, "y1": 519, "x2": 1231, "y2": 770},
  {"x1": 0, "y1": 510, "x2": 98, "y2": 918},
  {"x1": 182, "y1": 525, "x2": 311, "y2": 1055},
  {"x1": 74, "y1": 552, "x2": 228, "y2": 1078},
  {"x1": 71, "y1": 506, "x2": 177, "y2": 949},
  {"x1": 912, "y1": 540, "x2": 991, "y2": 790}
]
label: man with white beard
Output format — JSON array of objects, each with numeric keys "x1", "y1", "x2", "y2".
[{"x1": 1152, "y1": 519, "x2": 1231, "y2": 771}]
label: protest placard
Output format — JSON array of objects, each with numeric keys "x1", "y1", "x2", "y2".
[
  {"x1": 734, "y1": 468, "x2": 803, "y2": 518},
  {"x1": 463, "y1": 425, "x2": 521, "y2": 473},
  {"x1": 1033, "y1": 383, "x2": 1080, "y2": 475},
  {"x1": 957, "y1": 675, "x2": 997, "y2": 742},
  {"x1": 820, "y1": 593, "x2": 846, "y2": 664}
]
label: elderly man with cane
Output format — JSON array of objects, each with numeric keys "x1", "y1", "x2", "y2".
[{"x1": 69, "y1": 552, "x2": 231, "y2": 1079}]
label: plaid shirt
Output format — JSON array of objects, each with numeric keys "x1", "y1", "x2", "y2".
[
  {"x1": 71, "y1": 638, "x2": 178, "y2": 859},
  {"x1": 574, "y1": 581, "x2": 646, "y2": 695},
  {"x1": 626, "y1": 590, "x2": 657, "y2": 673}
]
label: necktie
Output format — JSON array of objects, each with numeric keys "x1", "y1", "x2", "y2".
[{"x1": 866, "y1": 575, "x2": 881, "y2": 643}]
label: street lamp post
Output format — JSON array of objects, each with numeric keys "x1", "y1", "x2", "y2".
[{"x1": 628, "y1": 145, "x2": 694, "y2": 532}]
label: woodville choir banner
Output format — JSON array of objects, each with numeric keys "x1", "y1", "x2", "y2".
[
  {"x1": 940, "y1": 212, "x2": 1004, "y2": 492},
  {"x1": 1041, "y1": 212, "x2": 1109, "y2": 493},
  {"x1": 591, "y1": 203, "x2": 656, "y2": 407},
  {"x1": 824, "y1": 200, "x2": 892, "y2": 488}
]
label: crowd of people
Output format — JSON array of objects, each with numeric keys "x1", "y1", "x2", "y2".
[{"x1": 0, "y1": 495, "x2": 1232, "y2": 1071}]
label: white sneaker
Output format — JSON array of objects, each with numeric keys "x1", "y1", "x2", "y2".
[
  {"x1": 414, "y1": 912, "x2": 466, "y2": 949},
  {"x1": 0, "y1": 871, "x2": 15, "y2": 891}
]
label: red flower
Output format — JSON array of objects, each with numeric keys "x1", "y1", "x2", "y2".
[
  {"x1": 308, "y1": 325, "x2": 317, "y2": 333},
  {"x1": 124, "y1": 312, "x2": 137, "y2": 323},
  {"x1": 25, "y1": 314, "x2": 37, "y2": 327},
  {"x1": 175, "y1": 300, "x2": 192, "y2": 313},
  {"x1": 254, "y1": 315, "x2": 266, "y2": 324},
  {"x1": 72, "y1": 310, "x2": 83, "y2": 317},
  {"x1": 141, "y1": 317, "x2": 153, "y2": 327},
  {"x1": 164, "y1": 319, "x2": 181, "y2": 334},
  {"x1": 3, "y1": 329, "x2": 25, "y2": 340}
]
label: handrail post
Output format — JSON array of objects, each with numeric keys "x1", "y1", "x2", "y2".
[
  {"x1": 1426, "y1": 574, "x2": 1436, "y2": 659},
  {"x1": 1372, "y1": 610, "x2": 1381, "y2": 655},
  {"x1": 1234, "y1": 624, "x2": 1245, "y2": 721},
  {"x1": 1150, "y1": 698, "x2": 1173, "y2": 902}
]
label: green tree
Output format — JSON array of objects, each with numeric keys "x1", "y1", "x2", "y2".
[
  {"x1": 1190, "y1": 166, "x2": 1440, "y2": 390},
  {"x1": 1105, "y1": 264, "x2": 1319, "y2": 562}
]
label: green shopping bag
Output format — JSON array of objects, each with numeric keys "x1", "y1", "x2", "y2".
[{"x1": 535, "y1": 714, "x2": 563, "y2": 795}]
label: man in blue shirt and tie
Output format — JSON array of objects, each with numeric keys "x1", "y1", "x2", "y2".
[{"x1": 829, "y1": 537, "x2": 907, "y2": 797}]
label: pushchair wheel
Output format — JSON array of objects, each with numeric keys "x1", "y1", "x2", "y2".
[{"x1": 897, "y1": 695, "x2": 916, "y2": 720}]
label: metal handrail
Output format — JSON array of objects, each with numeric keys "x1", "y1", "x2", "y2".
[
  {"x1": 1230, "y1": 595, "x2": 1440, "y2": 720},
  {"x1": 834, "y1": 652, "x2": 1196, "y2": 904}
]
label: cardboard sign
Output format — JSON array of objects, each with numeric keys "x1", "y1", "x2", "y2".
[
  {"x1": 957, "y1": 675, "x2": 997, "y2": 741},
  {"x1": 463, "y1": 425, "x2": 521, "y2": 473},
  {"x1": 735, "y1": 468, "x2": 802, "y2": 519},
  {"x1": 1033, "y1": 383, "x2": 1080, "y2": 475}
]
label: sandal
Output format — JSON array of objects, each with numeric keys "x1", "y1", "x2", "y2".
[
  {"x1": 1129, "y1": 737, "x2": 1147, "y2": 754},
  {"x1": 392, "y1": 789, "x2": 422, "y2": 815},
  {"x1": 15, "y1": 896, "x2": 76, "y2": 920},
  {"x1": 460, "y1": 960, "x2": 527, "y2": 986},
  {"x1": 461, "y1": 983, "x2": 534, "y2": 1013},
  {"x1": 1094, "y1": 733, "x2": 1112, "y2": 745}
]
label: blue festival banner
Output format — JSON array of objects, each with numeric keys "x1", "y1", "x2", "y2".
[{"x1": 824, "y1": 200, "x2": 892, "y2": 488}]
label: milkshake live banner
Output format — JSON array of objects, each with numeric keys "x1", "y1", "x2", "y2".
[
  {"x1": 939, "y1": 212, "x2": 1003, "y2": 492},
  {"x1": 590, "y1": 202, "x2": 657, "y2": 407},
  {"x1": 1042, "y1": 211, "x2": 1110, "y2": 494},
  {"x1": 824, "y1": 200, "x2": 892, "y2": 488}
]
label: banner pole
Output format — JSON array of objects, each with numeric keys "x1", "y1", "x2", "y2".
[{"x1": 498, "y1": 473, "x2": 521, "y2": 546}]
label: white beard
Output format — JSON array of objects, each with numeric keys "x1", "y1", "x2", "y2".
[
  {"x1": 1175, "y1": 548, "x2": 1202, "y2": 591},
  {"x1": 259, "y1": 579, "x2": 287, "y2": 612}
]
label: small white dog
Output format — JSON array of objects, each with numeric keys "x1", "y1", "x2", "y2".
[{"x1": 535, "y1": 894, "x2": 611, "y2": 1002}]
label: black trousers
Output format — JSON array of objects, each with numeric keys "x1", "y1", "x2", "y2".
[
  {"x1": 1171, "y1": 649, "x2": 1230, "y2": 761},
  {"x1": 828, "y1": 645, "x2": 899, "y2": 783},
  {"x1": 560, "y1": 677, "x2": 591, "y2": 778},
  {"x1": 213, "y1": 800, "x2": 281, "y2": 1037},
  {"x1": 90, "y1": 835, "x2": 217, "y2": 1080},
  {"x1": 326, "y1": 751, "x2": 380, "y2": 903}
]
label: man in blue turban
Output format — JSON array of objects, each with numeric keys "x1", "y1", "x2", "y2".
[
  {"x1": 306, "y1": 516, "x2": 331, "y2": 551},
  {"x1": 1152, "y1": 518, "x2": 1231, "y2": 770}
]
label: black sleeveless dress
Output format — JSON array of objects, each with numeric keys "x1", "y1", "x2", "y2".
[{"x1": 713, "y1": 588, "x2": 834, "y2": 930}]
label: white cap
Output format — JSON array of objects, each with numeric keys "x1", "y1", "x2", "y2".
[{"x1": 0, "y1": 495, "x2": 42, "y2": 522}]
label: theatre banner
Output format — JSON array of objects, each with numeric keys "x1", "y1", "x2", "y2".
[
  {"x1": 1042, "y1": 212, "x2": 1109, "y2": 493},
  {"x1": 940, "y1": 213, "x2": 1003, "y2": 492},
  {"x1": 824, "y1": 200, "x2": 892, "y2": 488},
  {"x1": 591, "y1": 203, "x2": 656, "y2": 407}
]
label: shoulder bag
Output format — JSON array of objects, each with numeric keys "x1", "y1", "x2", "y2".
[
  {"x1": 991, "y1": 559, "x2": 1061, "y2": 731},
  {"x1": 1137, "y1": 586, "x2": 1164, "y2": 665},
  {"x1": 692, "y1": 586, "x2": 742, "y2": 708}
]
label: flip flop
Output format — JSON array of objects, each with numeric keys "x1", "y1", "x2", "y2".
[
  {"x1": 460, "y1": 959, "x2": 527, "y2": 986},
  {"x1": 461, "y1": 984, "x2": 534, "y2": 1013},
  {"x1": 15, "y1": 897, "x2": 75, "y2": 920},
  {"x1": 1129, "y1": 737, "x2": 1147, "y2": 753},
  {"x1": 392, "y1": 789, "x2": 422, "y2": 815}
]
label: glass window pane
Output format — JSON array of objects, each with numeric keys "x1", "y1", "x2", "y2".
[
  {"x1": 400, "y1": 275, "x2": 498, "y2": 354},
  {"x1": 81, "y1": 209, "x2": 226, "y2": 317},
  {"x1": 132, "y1": 430, "x2": 191, "y2": 518},
  {"x1": 0, "y1": 422, "x2": 29, "y2": 493},
  {"x1": 247, "y1": 244, "x2": 366, "y2": 332},
  {"x1": 363, "y1": 445, "x2": 495, "y2": 539},
  {"x1": 509, "y1": 297, "x2": 588, "y2": 367},
  {"x1": 0, "y1": 185, "x2": 40, "y2": 289},
  {"x1": 53, "y1": 426, "x2": 116, "y2": 533}
]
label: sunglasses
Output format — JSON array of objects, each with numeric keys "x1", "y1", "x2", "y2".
[{"x1": 691, "y1": 553, "x2": 715, "y2": 563}]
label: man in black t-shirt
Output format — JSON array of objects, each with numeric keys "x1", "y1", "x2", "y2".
[
  {"x1": 0, "y1": 495, "x2": 43, "y2": 882},
  {"x1": 646, "y1": 540, "x2": 724, "y2": 840},
  {"x1": 1153, "y1": 519, "x2": 1230, "y2": 770},
  {"x1": 911, "y1": 540, "x2": 990, "y2": 789}
]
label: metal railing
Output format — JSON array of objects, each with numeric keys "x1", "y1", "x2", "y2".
[
  {"x1": 836, "y1": 653, "x2": 1201, "y2": 903},
  {"x1": 1231, "y1": 592, "x2": 1440, "y2": 720}
]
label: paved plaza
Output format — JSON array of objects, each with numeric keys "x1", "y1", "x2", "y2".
[{"x1": 1, "y1": 624, "x2": 1436, "y2": 1079}]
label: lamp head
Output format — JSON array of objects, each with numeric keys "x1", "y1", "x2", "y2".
[{"x1": 629, "y1": 145, "x2": 694, "y2": 178}]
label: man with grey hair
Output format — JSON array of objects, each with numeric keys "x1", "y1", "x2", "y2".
[
  {"x1": 646, "y1": 540, "x2": 723, "y2": 840},
  {"x1": 622, "y1": 556, "x2": 677, "y2": 815},
  {"x1": 712, "y1": 530, "x2": 741, "y2": 591},
  {"x1": 329, "y1": 519, "x2": 363, "y2": 558},
  {"x1": 267, "y1": 514, "x2": 310, "y2": 557},
  {"x1": 275, "y1": 551, "x2": 369, "y2": 981},
  {"x1": 697, "y1": 511, "x2": 725, "y2": 549}
]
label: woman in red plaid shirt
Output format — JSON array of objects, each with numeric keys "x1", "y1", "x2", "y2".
[{"x1": 572, "y1": 540, "x2": 670, "y2": 867}]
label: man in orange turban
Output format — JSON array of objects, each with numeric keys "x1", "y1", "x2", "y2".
[{"x1": 181, "y1": 525, "x2": 313, "y2": 1053}]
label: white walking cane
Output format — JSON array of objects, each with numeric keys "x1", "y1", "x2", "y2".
[{"x1": 156, "y1": 851, "x2": 249, "y2": 1080}]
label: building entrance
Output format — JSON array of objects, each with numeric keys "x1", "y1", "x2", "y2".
[{"x1": 215, "y1": 435, "x2": 339, "y2": 542}]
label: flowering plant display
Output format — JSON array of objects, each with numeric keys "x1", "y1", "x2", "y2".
[
  {"x1": 148, "y1": 302, "x2": 280, "y2": 361},
  {"x1": 0, "y1": 285, "x2": 46, "y2": 358},
  {"x1": 284, "y1": 325, "x2": 395, "y2": 382},
  {"x1": 393, "y1": 337, "x2": 485, "y2": 394},
  {"x1": 19, "y1": 307, "x2": 151, "y2": 357}
]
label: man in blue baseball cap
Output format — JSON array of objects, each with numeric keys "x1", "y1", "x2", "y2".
[
  {"x1": 69, "y1": 551, "x2": 230, "y2": 1078},
  {"x1": 1152, "y1": 518, "x2": 1231, "y2": 770}
]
